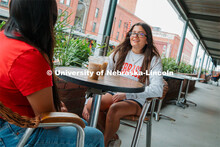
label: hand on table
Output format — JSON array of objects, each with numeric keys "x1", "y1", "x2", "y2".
[{"x1": 112, "y1": 93, "x2": 126, "y2": 103}]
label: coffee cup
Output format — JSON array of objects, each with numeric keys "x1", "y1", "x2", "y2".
[
  {"x1": 101, "y1": 57, "x2": 109, "y2": 76},
  {"x1": 88, "y1": 56, "x2": 103, "y2": 80}
]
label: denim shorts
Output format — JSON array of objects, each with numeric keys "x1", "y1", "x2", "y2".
[
  {"x1": 108, "y1": 91, "x2": 143, "y2": 108},
  {"x1": 0, "y1": 118, "x2": 104, "y2": 147}
]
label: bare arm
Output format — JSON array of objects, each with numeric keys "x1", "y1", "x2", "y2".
[{"x1": 27, "y1": 87, "x2": 56, "y2": 116}]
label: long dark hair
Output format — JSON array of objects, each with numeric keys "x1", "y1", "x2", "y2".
[
  {"x1": 1, "y1": 0, "x2": 61, "y2": 111},
  {"x1": 113, "y1": 22, "x2": 160, "y2": 84}
]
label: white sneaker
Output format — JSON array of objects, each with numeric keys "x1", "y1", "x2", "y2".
[{"x1": 108, "y1": 139, "x2": 122, "y2": 147}]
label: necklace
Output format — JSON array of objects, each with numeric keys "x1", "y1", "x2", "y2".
[{"x1": 130, "y1": 51, "x2": 143, "y2": 63}]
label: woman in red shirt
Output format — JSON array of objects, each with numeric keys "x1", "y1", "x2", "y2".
[{"x1": 0, "y1": 0, "x2": 104, "y2": 146}]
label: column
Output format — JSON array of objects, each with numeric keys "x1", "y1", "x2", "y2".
[
  {"x1": 102, "y1": 0, "x2": 118, "y2": 56},
  {"x1": 95, "y1": 0, "x2": 111, "y2": 56},
  {"x1": 176, "y1": 20, "x2": 189, "y2": 65},
  {"x1": 95, "y1": 0, "x2": 118, "y2": 56},
  {"x1": 204, "y1": 55, "x2": 209, "y2": 73},
  {"x1": 191, "y1": 40, "x2": 200, "y2": 73},
  {"x1": 206, "y1": 57, "x2": 211, "y2": 73},
  {"x1": 198, "y1": 51, "x2": 206, "y2": 78}
]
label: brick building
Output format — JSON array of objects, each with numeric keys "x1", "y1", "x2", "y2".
[
  {"x1": 0, "y1": 0, "x2": 193, "y2": 63},
  {"x1": 153, "y1": 29, "x2": 193, "y2": 64},
  {"x1": 84, "y1": 0, "x2": 144, "y2": 42}
]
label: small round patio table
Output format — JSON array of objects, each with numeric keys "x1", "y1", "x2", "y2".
[{"x1": 56, "y1": 67, "x2": 145, "y2": 127}]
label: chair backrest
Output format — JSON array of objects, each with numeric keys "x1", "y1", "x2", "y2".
[{"x1": 159, "y1": 79, "x2": 169, "y2": 100}]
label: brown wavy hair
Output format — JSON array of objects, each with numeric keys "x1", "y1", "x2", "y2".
[{"x1": 112, "y1": 22, "x2": 160, "y2": 84}]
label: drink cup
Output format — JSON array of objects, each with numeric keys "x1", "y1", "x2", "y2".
[
  {"x1": 101, "y1": 57, "x2": 109, "y2": 76},
  {"x1": 88, "y1": 56, "x2": 103, "y2": 80}
]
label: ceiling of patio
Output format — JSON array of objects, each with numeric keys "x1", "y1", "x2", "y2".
[{"x1": 168, "y1": 0, "x2": 220, "y2": 66}]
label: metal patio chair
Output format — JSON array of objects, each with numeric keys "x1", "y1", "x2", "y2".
[{"x1": 0, "y1": 102, "x2": 85, "y2": 147}]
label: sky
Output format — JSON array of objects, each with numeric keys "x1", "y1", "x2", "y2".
[
  {"x1": 135, "y1": 0, "x2": 183, "y2": 35},
  {"x1": 135, "y1": 0, "x2": 213, "y2": 68}
]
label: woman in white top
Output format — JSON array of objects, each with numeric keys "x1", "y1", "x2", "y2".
[{"x1": 83, "y1": 22, "x2": 163, "y2": 147}]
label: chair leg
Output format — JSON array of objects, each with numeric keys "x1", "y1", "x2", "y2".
[
  {"x1": 146, "y1": 121, "x2": 151, "y2": 147},
  {"x1": 17, "y1": 128, "x2": 35, "y2": 147},
  {"x1": 159, "y1": 114, "x2": 176, "y2": 121},
  {"x1": 154, "y1": 99, "x2": 176, "y2": 122},
  {"x1": 154, "y1": 99, "x2": 162, "y2": 121},
  {"x1": 146, "y1": 98, "x2": 156, "y2": 147},
  {"x1": 185, "y1": 100, "x2": 197, "y2": 106},
  {"x1": 131, "y1": 100, "x2": 152, "y2": 147}
]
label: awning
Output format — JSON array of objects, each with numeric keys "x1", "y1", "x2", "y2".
[{"x1": 168, "y1": 0, "x2": 220, "y2": 66}]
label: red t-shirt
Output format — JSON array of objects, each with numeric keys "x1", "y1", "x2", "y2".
[{"x1": 0, "y1": 31, "x2": 53, "y2": 118}]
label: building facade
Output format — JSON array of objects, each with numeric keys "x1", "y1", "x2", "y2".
[
  {"x1": 0, "y1": 0, "x2": 193, "y2": 63},
  {"x1": 153, "y1": 29, "x2": 193, "y2": 64}
]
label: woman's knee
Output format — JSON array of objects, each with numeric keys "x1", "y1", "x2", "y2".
[
  {"x1": 107, "y1": 103, "x2": 120, "y2": 117},
  {"x1": 100, "y1": 93, "x2": 113, "y2": 111}
]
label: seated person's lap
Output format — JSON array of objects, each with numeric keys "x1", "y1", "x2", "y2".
[{"x1": 0, "y1": 120, "x2": 104, "y2": 147}]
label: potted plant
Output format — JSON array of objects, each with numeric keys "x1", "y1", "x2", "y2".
[{"x1": 54, "y1": 12, "x2": 93, "y2": 116}]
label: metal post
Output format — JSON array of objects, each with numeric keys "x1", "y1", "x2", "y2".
[
  {"x1": 95, "y1": 0, "x2": 111, "y2": 56},
  {"x1": 177, "y1": 80, "x2": 184, "y2": 105},
  {"x1": 211, "y1": 63, "x2": 214, "y2": 75},
  {"x1": 176, "y1": 20, "x2": 189, "y2": 65},
  {"x1": 17, "y1": 128, "x2": 35, "y2": 147},
  {"x1": 204, "y1": 56, "x2": 209, "y2": 73},
  {"x1": 89, "y1": 94, "x2": 102, "y2": 127},
  {"x1": 197, "y1": 58, "x2": 201, "y2": 73},
  {"x1": 207, "y1": 57, "x2": 211, "y2": 73},
  {"x1": 192, "y1": 40, "x2": 200, "y2": 73},
  {"x1": 102, "y1": 0, "x2": 118, "y2": 56},
  {"x1": 198, "y1": 51, "x2": 206, "y2": 78}
]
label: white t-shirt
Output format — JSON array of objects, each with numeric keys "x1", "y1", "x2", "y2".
[{"x1": 107, "y1": 50, "x2": 163, "y2": 106}]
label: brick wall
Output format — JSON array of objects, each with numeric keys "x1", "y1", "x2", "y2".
[
  {"x1": 56, "y1": 0, "x2": 79, "y2": 26},
  {"x1": 118, "y1": 0, "x2": 137, "y2": 14}
]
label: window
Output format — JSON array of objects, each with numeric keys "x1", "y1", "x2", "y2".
[
  {"x1": 116, "y1": 32, "x2": 119, "y2": 40},
  {"x1": 118, "y1": 20, "x2": 122, "y2": 28},
  {"x1": 121, "y1": 33, "x2": 124, "y2": 40},
  {"x1": 0, "y1": 0, "x2": 9, "y2": 6},
  {"x1": 64, "y1": 11, "x2": 68, "y2": 23},
  {"x1": 60, "y1": 0, "x2": 64, "y2": 4},
  {"x1": 58, "y1": 9, "x2": 62, "y2": 16},
  {"x1": 66, "y1": 0, "x2": 71, "y2": 6},
  {"x1": 92, "y1": 22, "x2": 96, "y2": 32},
  {"x1": 58, "y1": 9, "x2": 62, "y2": 20},
  {"x1": 95, "y1": 8, "x2": 99, "y2": 18}
]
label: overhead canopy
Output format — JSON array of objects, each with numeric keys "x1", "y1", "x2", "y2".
[{"x1": 168, "y1": 0, "x2": 220, "y2": 66}]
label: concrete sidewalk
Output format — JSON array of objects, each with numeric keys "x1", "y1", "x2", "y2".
[{"x1": 117, "y1": 82, "x2": 220, "y2": 147}]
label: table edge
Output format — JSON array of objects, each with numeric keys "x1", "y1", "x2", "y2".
[{"x1": 58, "y1": 75, "x2": 145, "y2": 93}]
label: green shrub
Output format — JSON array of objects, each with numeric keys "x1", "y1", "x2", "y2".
[
  {"x1": 0, "y1": 21, "x2": 5, "y2": 29},
  {"x1": 162, "y1": 58, "x2": 178, "y2": 72},
  {"x1": 178, "y1": 62, "x2": 192, "y2": 73},
  {"x1": 54, "y1": 10, "x2": 92, "y2": 67},
  {"x1": 162, "y1": 57, "x2": 193, "y2": 74},
  {"x1": 68, "y1": 38, "x2": 92, "y2": 67}
]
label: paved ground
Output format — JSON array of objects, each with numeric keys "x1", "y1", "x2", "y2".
[{"x1": 117, "y1": 82, "x2": 220, "y2": 147}]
